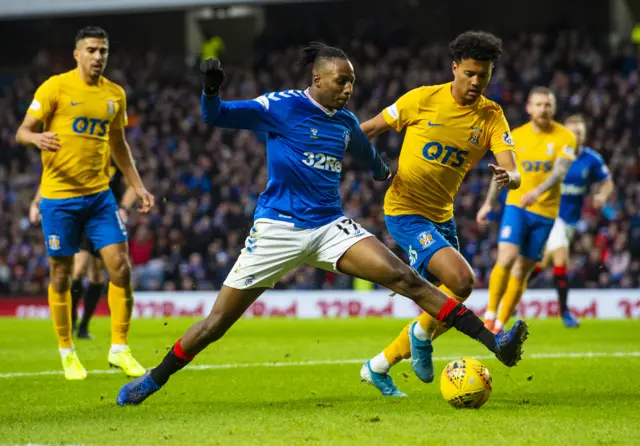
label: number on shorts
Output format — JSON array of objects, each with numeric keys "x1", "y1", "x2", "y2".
[{"x1": 336, "y1": 218, "x2": 360, "y2": 235}]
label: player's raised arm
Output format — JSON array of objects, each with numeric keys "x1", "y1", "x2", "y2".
[
  {"x1": 200, "y1": 59, "x2": 282, "y2": 133},
  {"x1": 109, "y1": 92, "x2": 154, "y2": 214},
  {"x1": 360, "y1": 88, "x2": 422, "y2": 140},
  {"x1": 347, "y1": 124, "x2": 391, "y2": 181},
  {"x1": 15, "y1": 78, "x2": 61, "y2": 152}
]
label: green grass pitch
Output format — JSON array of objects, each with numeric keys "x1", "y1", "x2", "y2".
[{"x1": 1, "y1": 317, "x2": 639, "y2": 445}]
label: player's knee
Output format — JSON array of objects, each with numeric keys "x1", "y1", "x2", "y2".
[
  {"x1": 50, "y1": 260, "x2": 73, "y2": 291},
  {"x1": 497, "y1": 251, "x2": 518, "y2": 270},
  {"x1": 109, "y1": 253, "x2": 132, "y2": 286},
  {"x1": 449, "y1": 272, "x2": 475, "y2": 299}
]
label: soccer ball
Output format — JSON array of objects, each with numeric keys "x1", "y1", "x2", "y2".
[{"x1": 440, "y1": 358, "x2": 492, "y2": 408}]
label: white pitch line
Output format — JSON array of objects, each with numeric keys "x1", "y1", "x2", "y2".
[{"x1": 1, "y1": 351, "x2": 639, "y2": 379}]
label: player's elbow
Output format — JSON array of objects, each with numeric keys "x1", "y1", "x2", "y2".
[
  {"x1": 15, "y1": 127, "x2": 29, "y2": 146},
  {"x1": 360, "y1": 122, "x2": 376, "y2": 140}
]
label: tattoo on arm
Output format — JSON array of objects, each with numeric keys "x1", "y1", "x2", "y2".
[
  {"x1": 536, "y1": 157, "x2": 573, "y2": 194},
  {"x1": 483, "y1": 177, "x2": 500, "y2": 206}
]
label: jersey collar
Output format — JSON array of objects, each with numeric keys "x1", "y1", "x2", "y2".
[{"x1": 304, "y1": 88, "x2": 336, "y2": 117}]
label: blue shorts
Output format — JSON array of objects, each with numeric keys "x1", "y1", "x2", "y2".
[
  {"x1": 498, "y1": 205, "x2": 554, "y2": 261},
  {"x1": 40, "y1": 190, "x2": 128, "y2": 257},
  {"x1": 385, "y1": 214, "x2": 459, "y2": 283}
]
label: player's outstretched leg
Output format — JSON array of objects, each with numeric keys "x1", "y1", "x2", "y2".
[
  {"x1": 338, "y1": 238, "x2": 528, "y2": 369},
  {"x1": 101, "y1": 242, "x2": 145, "y2": 377},
  {"x1": 117, "y1": 286, "x2": 266, "y2": 406},
  {"x1": 363, "y1": 283, "x2": 464, "y2": 395}
]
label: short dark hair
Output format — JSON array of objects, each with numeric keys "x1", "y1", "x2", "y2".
[
  {"x1": 449, "y1": 31, "x2": 503, "y2": 63},
  {"x1": 298, "y1": 41, "x2": 348, "y2": 69},
  {"x1": 75, "y1": 26, "x2": 109, "y2": 44}
]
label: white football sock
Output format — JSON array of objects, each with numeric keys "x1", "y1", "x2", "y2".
[
  {"x1": 369, "y1": 352, "x2": 391, "y2": 374},
  {"x1": 59, "y1": 347, "x2": 74, "y2": 358},
  {"x1": 412, "y1": 321, "x2": 429, "y2": 341},
  {"x1": 484, "y1": 310, "x2": 496, "y2": 320},
  {"x1": 110, "y1": 344, "x2": 128, "y2": 354},
  {"x1": 495, "y1": 320, "x2": 504, "y2": 331}
]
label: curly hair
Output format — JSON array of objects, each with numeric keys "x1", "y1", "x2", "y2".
[{"x1": 448, "y1": 31, "x2": 502, "y2": 63}]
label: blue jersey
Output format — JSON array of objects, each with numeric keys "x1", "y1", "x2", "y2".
[
  {"x1": 559, "y1": 147, "x2": 610, "y2": 225},
  {"x1": 201, "y1": 89, "x2": 387, "y2": 229}
]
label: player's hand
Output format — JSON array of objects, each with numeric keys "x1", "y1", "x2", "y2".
[
  {"x1": 488, "y1": 164, "x2": 510, "y2": 189},
  {"x1": 520, "y1": 189, "x2": 541, "y2": 208},
  {"x1": 118, "y1": 207, "x2": 129, "y2": 225},
  {"x1": 34, "y1": 132, "x2": 61, "y2": 152},
  {"x1": 29, "y1": 202, "x2": 41, "y2": 224},
  {"x1": 476, "y1": 203, "x2": 492, "y2": 226},
  {"x1": 592, "y1": 193, "x2": 608, "y2": 209},
  {"x1": 200, "y1": 59, "x2": 225, "y2": 96},
  {"x1": 373, "y1": 162, "x2": 392, "y2": 181},
  {"x1": 135, "y1": 188, "x2": 154, "y2": 213}
]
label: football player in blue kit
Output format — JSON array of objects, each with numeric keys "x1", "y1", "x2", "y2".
[
  {"x1": 537, "y1": 114, "x2": 613, "y2": 327},
  {"x1": 117, "y1": 42, "x2": 528, "y2": 406}
]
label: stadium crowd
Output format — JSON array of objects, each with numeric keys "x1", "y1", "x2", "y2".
[{"x1": 0, "y1": 28, "x2": 639, "y2": 295}]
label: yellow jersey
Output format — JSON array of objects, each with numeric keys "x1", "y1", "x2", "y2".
[
  {"x1": 383, "y1": 83, "x2": 515, "y2": 222},
  {"x1": 27, "y1": 68, "x2": 128, "y2": 199},
  {"x1": 505, "y1": 121, "x2": 576, "y2": 219}
]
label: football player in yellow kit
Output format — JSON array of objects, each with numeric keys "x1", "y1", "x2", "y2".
[
  {"x1": 29, "y1": 164, "x2": 137, "y2": 340},
  {"x1": 478, "y1": 87, "x2": 576, "y2": 334},
  {"x1": 16, "y1": 26, "x2": 154, "y2": 380},
  {"x1": 358, "y1": 31, "x2": 526, "y2": 396}
]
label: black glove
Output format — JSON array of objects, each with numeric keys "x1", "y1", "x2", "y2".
[
  {"x1": 373, "y1": 162, "x2": 392, "y2": 181},
  {"x1": 200, "y1": 59, "x2": 225, "y2": 97},
  {"x1": 373, "y1": 151, "x2": 392, "y2": 181}
]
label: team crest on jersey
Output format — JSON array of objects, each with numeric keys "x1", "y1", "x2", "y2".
[
  {"x1": 106, "y1": 100, "x2": 116, "y2": 115},
  {"x1": 468, "y1": 127, "x2": 482, "y2": 145},
  {"x1": 418, "y1": 232, "x2": 434, "y2": 249},
  {"x1": 48, "y1": 235, "x2": 61, "y2": 251},
  {"x1": 343, "y1": 129, "x2": 351, "y2": 148},
  {"x1": 310, "y1": 128, "x2": 319, "y2": 139},
  {"x1": 547, "y1": 143, "x2": 555, "y2": 155}
]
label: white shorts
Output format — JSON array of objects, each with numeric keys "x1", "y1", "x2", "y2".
[
  {"x1": 224, "y1": 217, "x2": 373, "y2": 289},
  {"x1": 545, "y1": 218, "x2": 576, "y2": 252}
]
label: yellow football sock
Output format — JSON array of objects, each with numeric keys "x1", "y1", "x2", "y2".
[
  {"x1": 486, "y1": 264, "x2": 510, "y2": 316},
  {"x1": 383, "y1": 320, "x2": 413, "y2": 366},
  {"x1": 108, "y1": 282, "x2": 133, "y2": 345},
  {"x1": 497, "y1": 276, "x2": 528, "y2": 326},
  {"x1": 48, "y1": 285, "x2": 73, "y2": 349},
  {"x1": 382, "y1": 284, "x2": 467, "y2": 365}
]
